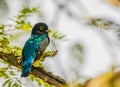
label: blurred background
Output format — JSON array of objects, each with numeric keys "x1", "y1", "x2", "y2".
[{"x1": 0, "y1": 0, "x2": 120, "y2": 87}]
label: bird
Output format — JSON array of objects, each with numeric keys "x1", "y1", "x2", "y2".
[{"x1": 21, "y1": 22, "x2": 50, "y2": 77}]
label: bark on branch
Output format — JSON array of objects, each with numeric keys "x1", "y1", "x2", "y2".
[{"x1": 0, "y1": 52, "x2": 69, "y2": 87}]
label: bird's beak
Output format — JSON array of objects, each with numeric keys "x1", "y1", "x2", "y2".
[{"x1": 45, "y1": 29, "x2": 51, "y2": 33}]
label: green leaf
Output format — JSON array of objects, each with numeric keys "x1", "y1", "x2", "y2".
[
  {"x1": 9, "y1": 71, "x2": 16, "y2": 76},
  {"x1": 17, "y1": 79, "x2": 21, "y2": 84},
  {"x1": 44, "y1": 83, "x2": 52, "y2": 87},
  {"x1": 0, "y1": 68, "x2": 9, "y2": 78},
  {"x1": 2, "y1": 79, "x2": 11, "y2": 87},
  {"x1": 1, "y1": 37, "x2": 9, "y2": 45},
  {"x1": 32, "y1": 7, "x2": 39, "y2": 12},
  {"x1": 16, "y1": 20, "x2": 25, "y2": 24},
  {"x1": 20, "y1": 7, "x2": 32, "y2": 14},
  {"x1": 16, "y1": 22, "x2": 32, "y2": 31},
  {"x1": 36, "y1": 78, "x2": 42, "y2": 86},
  {"x1": 30, "y1": 75, "x2": 35, "y2": 81},
  {"x1": 0, "y1": 72, "x2": 9, "y2": 78},
  {"x1": 0, "y1": 72, "x2": 5, "y2": 77},
  {"x1": 8, "y1": 81, "x2": 12, "y2": 87},
  {"x1": 88, "y1": 18, "x2": 114, "y2": 29},
  {"x1": 0, "y1": 24, "x2": 4, "y2": 29},
  {"x1": 50, "y1": 29, "x2": 65, "y2": 39},
  {"x1": 12, "y1": 83, "x2": 18, "y2": 87}
]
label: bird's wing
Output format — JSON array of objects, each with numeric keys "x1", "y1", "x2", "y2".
[
  {"x1": 21, "y1": 38, "x2": 40, "y2": 77},
  {"x1": 22, "y1": 35, "x2": 47, "y2": 61},
  {"x1": 22, "y1": 40, "x2": 38, "y2": 62}
]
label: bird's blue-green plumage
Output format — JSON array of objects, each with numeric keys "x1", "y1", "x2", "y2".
[{"x1": 21, "y1": 22, "x2": 50, "y2": 77}]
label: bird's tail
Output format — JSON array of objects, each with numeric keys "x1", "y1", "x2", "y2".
[{"x1": 21, "y1": 57, "x2": 34, "y2": 77}]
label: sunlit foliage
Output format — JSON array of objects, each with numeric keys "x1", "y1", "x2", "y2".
[{"x1": 0, "y1": 5, "x2": 65, "y2": 87}]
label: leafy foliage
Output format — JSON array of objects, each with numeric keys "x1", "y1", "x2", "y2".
[
  {"x1": 0, "y1": 32, "x2": 63, "y2": 86},
  {"x1": 0, "y1": 4, "x2": 65, "y2": 87},
  {"x1": 2, "y1": 78, "x2": 22, "y2": 87},
  {"x1": 0, "y1": 67, "x2": 9, "y2": 78},
  {"x1": 88, "y1": 18, "x2": 120, "y2": 42},
  {"x1": 33, "y1": 50, "x2": 58, "y2": 67},
  {"x1": 0, "y1": 64, "x2": 23, "y2": 87},
  {"x1": 88, "y1": 18, "x2": 114, "y2": 29},
  {"x1": 30, "y1": 75, "x2": 52, "y2": 87},
  {"x1": 11, "y1": 7, "x2": 41, "y2": 31},
  {"x1": 50, "y1": 29, "x2": 66, "y2": 39}
]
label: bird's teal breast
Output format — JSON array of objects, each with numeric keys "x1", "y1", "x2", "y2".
[{"x1": 28, "y1": 34, "x2": 47, "y2": 48}]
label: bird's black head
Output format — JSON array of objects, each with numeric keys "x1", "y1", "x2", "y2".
[{"x1": 31, "y1": 22, "x2": 49, "y2": 35}]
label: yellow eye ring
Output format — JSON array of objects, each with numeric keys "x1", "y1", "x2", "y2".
[{"x1": 40, "y1": 26, "x2": 44, "y2": 30}]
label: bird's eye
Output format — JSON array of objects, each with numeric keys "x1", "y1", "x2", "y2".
[{"x1": 40, "y1": 26, "x2": 44, "y2": 30}]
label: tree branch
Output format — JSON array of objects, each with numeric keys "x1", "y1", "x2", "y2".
[{"x1": 0, "y1": 52, "x2": 69, "y2": 87}]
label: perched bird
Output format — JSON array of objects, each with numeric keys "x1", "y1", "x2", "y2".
[{"x1": 21, "y1": 22, "x2": 50, "y2": 77}]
